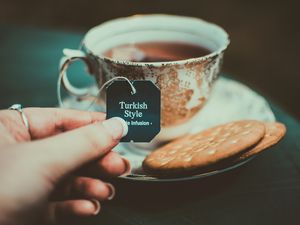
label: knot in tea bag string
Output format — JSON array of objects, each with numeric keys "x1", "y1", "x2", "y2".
[{"x1": 57, "y1": 59, "x2": 136, "y2": 109}]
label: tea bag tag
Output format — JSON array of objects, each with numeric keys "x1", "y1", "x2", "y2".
[{"x1": 106, "y1": 80, "x2": 161, "y2": 142}]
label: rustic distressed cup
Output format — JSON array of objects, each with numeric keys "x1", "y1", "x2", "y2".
[{"x1": 59, "y1": 14, "x2": 229, "y2": 143}]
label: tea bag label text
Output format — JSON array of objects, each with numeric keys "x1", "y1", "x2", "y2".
[
  {"x1": 106, "y1": 80, "x2": 160, "y2": 142},
  {"x1": 119, "y1": 101, "x2": 148, "y2": 119}
]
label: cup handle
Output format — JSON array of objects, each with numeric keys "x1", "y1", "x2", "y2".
[{"x1": 57, "y1": 48, "x2": 96, "y2": 107}]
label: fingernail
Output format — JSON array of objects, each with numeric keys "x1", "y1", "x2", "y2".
[
  {"x1": 102, "y1": 117, "x2": 128, "y2": 139},
  {"x1": 105, "y1": 183, "x2": 116, "y2": 200},
  {"x1": 120, "y1": 157, "x2": 131, "y2": 176},
  {"x1": 91, "y1": 200, "x2": 101, "y2": 215}
]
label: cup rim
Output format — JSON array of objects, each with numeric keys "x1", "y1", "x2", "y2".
[{"x1": 82, "y1": 14, "x2": 230, "y2": 66}]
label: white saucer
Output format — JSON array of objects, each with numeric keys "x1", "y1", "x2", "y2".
[{"x1": 62, "y1": 77, "x2": 275, "y2": 182}]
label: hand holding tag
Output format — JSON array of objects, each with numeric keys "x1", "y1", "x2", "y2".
[{"x1": 106, "y1": 80, "x2": 161, "y2": 142}]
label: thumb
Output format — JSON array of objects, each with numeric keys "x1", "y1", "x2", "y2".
[{"x1": 19, "y1": 117, "x2": 128, "y2": 180}]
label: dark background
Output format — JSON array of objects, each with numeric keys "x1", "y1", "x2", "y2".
[
  {"x1": 0, "y1": 0, "x2": 299, "y2": 120},
  {"x1": 1, "y1": 2, "x2": 300, "y2": 225}
]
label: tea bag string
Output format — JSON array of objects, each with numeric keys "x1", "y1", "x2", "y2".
[
  {"x1": 57, "y1": 60, "x2": 137, "y2": 109},
  {"x1": 85, "y1": 76, "x2": 136, "y2": 110}
]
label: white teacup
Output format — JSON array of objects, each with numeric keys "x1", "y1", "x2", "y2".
[{"x1": 59, "y1": 14, "x2": 229, "y2": 144}]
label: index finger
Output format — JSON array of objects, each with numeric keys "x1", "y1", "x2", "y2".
[{"x1": 23, "y1": 108, "x2": 106, "y2": 139}]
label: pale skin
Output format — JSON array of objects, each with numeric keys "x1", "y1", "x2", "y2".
[{"x1": 0, "y1": 107, "x2": 130, "y2": 225}]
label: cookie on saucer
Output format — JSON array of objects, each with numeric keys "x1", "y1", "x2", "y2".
[
  {"x1": 237, "y1": 122, "x2": 286, "y2": 160},
  {"x1": 143, "y1": 120, "x2": 265, "y2": 177}
]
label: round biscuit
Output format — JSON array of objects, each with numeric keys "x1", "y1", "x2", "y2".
[
  {"x1": 238, "y1": 122, "x2": 286, "y2": 160},
  {"x1": 143, "y1": 120, "x2": 265, "y2": 177}
]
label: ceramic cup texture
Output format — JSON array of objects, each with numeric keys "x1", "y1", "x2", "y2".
[{"x1": 59, "y1": 14, "x2": 229, "y2": 143}]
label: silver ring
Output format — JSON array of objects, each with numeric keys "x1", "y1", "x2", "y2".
[{"x1": 8, "y1": 104, "x2": 30, "y2": 130}]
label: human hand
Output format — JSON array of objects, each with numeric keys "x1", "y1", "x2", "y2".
[{"x1": 0, "y1": 107, "x2": 130, "y2": 225}]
